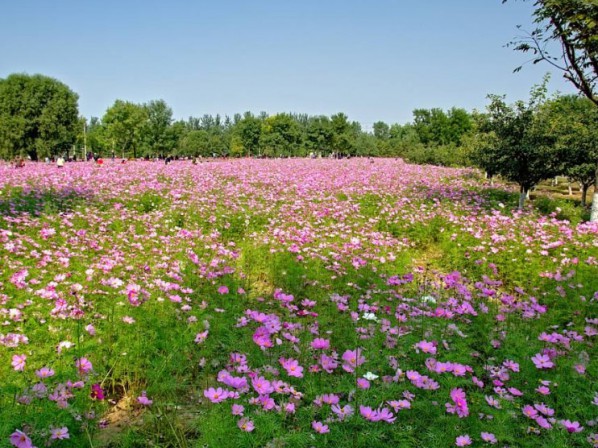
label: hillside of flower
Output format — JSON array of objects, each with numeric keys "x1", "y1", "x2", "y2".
[{"x1": 0, "y1": 158, "x2": 596, "y2": 448}]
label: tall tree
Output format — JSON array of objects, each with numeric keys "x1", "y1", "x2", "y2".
[
  {"x1": 504, "y1": 0, "x2": 598, "y2": 106},
  {"x1": 142, "y1": 99, "x2": 174, "y2": 156},
  {"x1": 0, "y1": 73, "x2": 79, "y2": 160},
  {"x1": 102, "y1": 100, "x2": 148, "y2": 158}
]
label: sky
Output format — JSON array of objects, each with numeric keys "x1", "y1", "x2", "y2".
[{"x1": 0, "y1": 0, "x2": 577, "y2": 128}]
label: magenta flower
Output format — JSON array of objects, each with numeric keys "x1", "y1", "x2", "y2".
[
  {"x1": 11, "y1": 354, "x2": 26, "y2": 371},
  {"x1": 90, "y1": 383, "x2": 105, "y2": 400},
  {"x1": 560, "y1": 420, "x2": 583, "y2": 433},
  {"x1": 311, "y1": 421, "x2": 330, "y2": 434},
  {"x1": 531, "y1": 353, "x2": 554, "y2": 369},
  {"x1": 217, "y1": 285, "x2": 229, "y2": 295},
  {"x1": 237, "y1": 418, "x2": 254, "y2": 432},
  {"x1": 9, "y1": 430, "x2": 33, "y2": 448},
  {"x1": 455, "y1": 435, "x2": 472, "y2": 446},
  {"x1": 50, "y1": 426, "x2": 70, "y2": 440}
]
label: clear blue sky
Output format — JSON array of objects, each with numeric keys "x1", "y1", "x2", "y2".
[{"x1": 0, "y1": 0, "x2": 576, "y2": 128}]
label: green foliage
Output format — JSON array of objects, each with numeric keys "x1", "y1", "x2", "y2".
[
  {"x1": 0, "y1": 73, "x2": 79, "y2": 160},
  {"x1": 504, "y1": 0, "x2": 598, "y2": 106},
  {"x1": 538, "y1": 94, "x2": 598, "y2": 206},
  {"x1": 102, "y1": 100, "x2": 149, "y2": 159},
  {"x1": 533, "y1": 196, "x2": 590, "y2": 224},
  {"x1": 479, "y1": 76, "x2": 562, "y2": 206}
]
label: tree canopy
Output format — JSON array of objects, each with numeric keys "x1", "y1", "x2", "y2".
[
  {"x1": 0, "y1": 73, "x2": 79, "y2": 160},
  {"x1": 505, "y1": 0, "x2": 598, "y2": 106}
]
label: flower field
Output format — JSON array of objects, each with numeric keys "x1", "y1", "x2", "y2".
[{"x1": 0, "y1": 158, "x2": 597, "y2": 448}]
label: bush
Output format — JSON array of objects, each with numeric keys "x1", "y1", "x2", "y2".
[{"x1": 533, "y1": 196, "x2": 589, "y2": 224}]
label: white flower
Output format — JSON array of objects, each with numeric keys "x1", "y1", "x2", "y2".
[
  {"x1": 420, "y1": 295, "x2": 436, "y2": 304},
  {"x1": 362, "y1": 312, "x2": 378, "y2": 321},
  {"x1": 363, "y1": 372, "x2": 379, "y2": 380}
]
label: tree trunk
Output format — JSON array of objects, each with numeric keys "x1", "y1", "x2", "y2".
[
  {"x1": 581, "y1": 184, "x2": 589, "y2": 207},
  {"x1": 591, "y1": 165, "x2": 598, "y2": 222},
  {"x1": 518, "y1": 186, "x2": 527, "y2": 210}
]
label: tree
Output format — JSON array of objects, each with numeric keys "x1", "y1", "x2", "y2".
[
  {"x1": 102, "y1": 100, "x2": 148, "y2": 158},
  {"x1": 178, "y1": 130, "x2": 211, "y2": 157},
  {"x1": 504, "y1": 0, "x2": 598, "y2": 106},
  {"x1": 0, "y1": 73, "x2": 79, "y2": 160},
  {"x1": 234, "y1": 113, "x2": 262, "y2": 157},
  {"x1": 260, "y1": 114, "x2": 302, "y2": 157},
  {"x1": 304, "y1": 116, "x2": 333, "y2": 155},
  {"x1": 540, "y1": 94, "x2": 598, "y2": 207},
  {"x1": 482, "y1": 77, "x2": 561, "y2": 209},
  {"x1": 142, "y1": 99, "x2": 174, "y2": 156}
]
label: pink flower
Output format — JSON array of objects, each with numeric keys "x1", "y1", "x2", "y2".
[
  {"x1": 536, "y1": 416, "x2": 552, "y2": 429},
  {"x1": 331, "y1": 404, "x2": 354, "y2": 420},
  {"x1": 341, "y1": 348, "x2": 365, "y2": 373},
  {"x1": 357, "y1": 378, "x2": 370, "y2": 389},
  {"x1": 279, "y1": 357, "x2": 304, "y2": 378},
  {"x1": 75, "y1": 357, "x2": 93, "y2": 375},
  {"x1": 194, "y1": 331, "x2": 209, "y2": 344},
  {"x1": 137, "y1": 391, "x2": 153, "y2": 406},
  {"x1": 203, "y1": 387, "x2": 228, "y2": 403},
  {"x1": 35, "y1": 367, "x2": 55, "y2": 379},
  {"x1": 414, "y1": 340, "x2": 437, "y2": 355},
  {"x1": 387, "y1": 399, "x2": 411, "y2": 411},
  {"x1": 231, "y1": 404, "x2": 244, "y2": 416},
  {"x1": 522, "y1": 404, "x2": 538, "y2": 419},
  {"x1": 536, "y1": 385, "x2": 550, "y2": 395},
  {"x1": 237, "y1": 418, "x2": 254, "y2": 432},
  {"x1": 311, "y1": 338, "x2": 330, "y2": 350},
  {"x1": 218, "y1": 285, "x2": 229, "y2": 295},
  {"x1": 9, "y1": 430, "x2": 33, "y2": 448},
  {"x1": 446, "y1": 388, "x2": 469, "y2": 418},
  {"x1": 251, "y1": 376, "x2": 274, "y2": 395},
  {"x1": 560, "y1": 420, "x2": 583, "y2": 433},
  {"x1": 50, "y1": 426, "x2": 70, "y2": 440},
  {"x1": 531, "y1": 353, "x2": 554, "y2": 369},
  {"x1": 312, "y1": 421, "x2": 330, "y2": 434},
  {"x1": 11, "y1": 354, "x2": 26, "y2": 371},
  {"x1": 456, "y1": 435, "x2": 472, "y2": 446},
  {"x1": 360, "y1": 405, "x2": 380, "y2": 422},
  {"x1": 481, "y1": 432, "x2": 497, "y2": 444},
  {"x1": 376, "y1": 407, "x2": 396, "y2": 423}
]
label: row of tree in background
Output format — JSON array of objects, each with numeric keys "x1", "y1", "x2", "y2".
[{"x1": 0, "y1": 73, "x2": 596, "y2": 212}]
